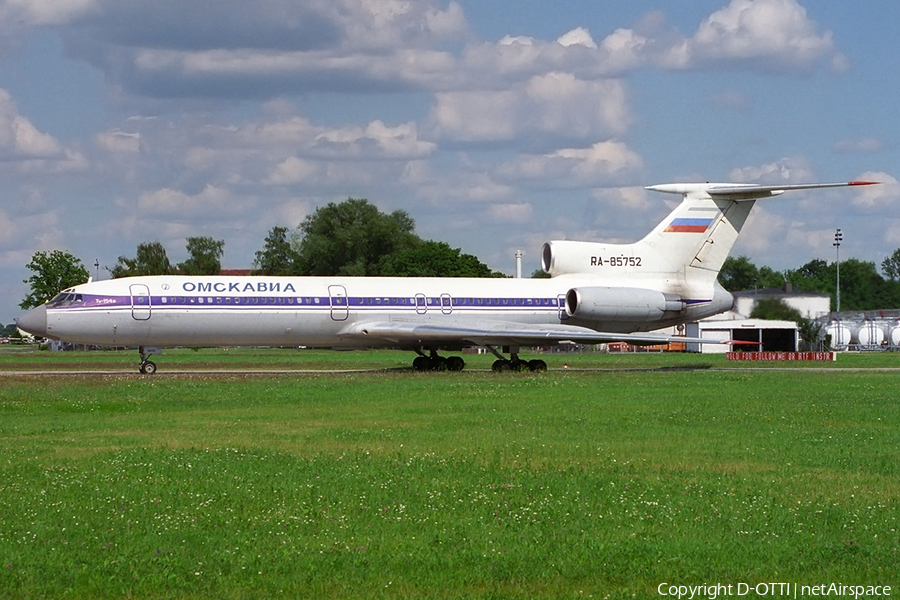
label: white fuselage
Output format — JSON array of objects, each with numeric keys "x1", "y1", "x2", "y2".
[{"x1": 36, "y1": 274, "x2": 729, "y2": 348}]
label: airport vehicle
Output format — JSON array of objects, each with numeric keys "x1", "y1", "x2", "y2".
[{"x1": 16, "y1": 181, "x2": 875, "y2": 373}]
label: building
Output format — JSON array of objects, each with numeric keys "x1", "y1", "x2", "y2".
[
  {"x1": 731, "y1": 284, "x2": 831, "y2": 320},
  {"x1": 684, "y1": 319, "x2": 799, "y2": 353}
]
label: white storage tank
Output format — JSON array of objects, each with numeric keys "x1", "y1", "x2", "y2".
[
  {"x1": 891, "y1": 324, "x2": 900, "y2": 347},
  {"x1": 857, "y1": 321, "x2": 885, "y2": 348},
  {"x1": 824, "y1": 322, "x2": 851, "y2": 350}
]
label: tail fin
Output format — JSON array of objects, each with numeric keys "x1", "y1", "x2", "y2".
[
  {"x1": 643, "y1": 181, "x2": 878, "y2": 282},
  {"x1": 542, "y1": 181, "x2": 877, "y2": 287}
]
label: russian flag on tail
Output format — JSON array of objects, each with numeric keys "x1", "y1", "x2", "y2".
[{"x1": 664, "y1": 217, "x2": 714, "y2": 233}]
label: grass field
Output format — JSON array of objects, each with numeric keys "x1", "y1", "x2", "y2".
[{"x1": 1, "y1": 349, "x2": 898, "y2": 598}]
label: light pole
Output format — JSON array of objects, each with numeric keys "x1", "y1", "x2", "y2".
[
  {"x1": 94, "y1": 259, "x2": 100, "y2": 281},
  {"x1": 833, "y1": 229, "x2": 843, "y2": 313}
]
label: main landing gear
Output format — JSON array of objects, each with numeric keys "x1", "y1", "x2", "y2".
[
  {"x1": 138, "y1": 346, "x2": 158, "y2": 375},
  {"x1": 410, "y1": 346, "x2": 547, "y2": 373},
  {"x1": 486, "y1": 345, "x2": 547, "y2": 373},
  {"x1": 412, "y1": 349, "x2": 466, "y2": 372}
]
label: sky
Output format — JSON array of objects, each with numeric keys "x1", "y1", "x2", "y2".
[{"x1": 1, "y1": 0, "x2": 899, "y2": 324}]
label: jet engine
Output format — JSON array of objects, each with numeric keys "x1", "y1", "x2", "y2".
[
  {"x1": 565, "y1": 286, "x2": 684, "y2": 322},
  {"x1": 542, "y1": 240, "x2": 618, "y2": 276}
]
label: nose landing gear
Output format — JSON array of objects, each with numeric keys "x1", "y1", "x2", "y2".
[{"x1": 138, "y1": 346, "x2": 160, "y2": 375}]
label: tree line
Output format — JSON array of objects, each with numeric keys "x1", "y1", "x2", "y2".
[
  {"x1": 20, "y1": 198, "x2": 503, "y2": 309},
  {"x1": 719, "y1": 250, "x2": 900, "y2": 312}
]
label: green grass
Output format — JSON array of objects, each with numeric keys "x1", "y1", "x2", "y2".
[
  {"x1": 4, "y1": 345, "x2": 900, "y2": 372},
  {"x1": 1, "y1": 353, "x2": 899, "y2": 598}
]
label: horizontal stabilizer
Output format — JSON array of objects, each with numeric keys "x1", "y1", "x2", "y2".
[{"x1": 647, "y1": 181, "x2": 878, "y2": 201}]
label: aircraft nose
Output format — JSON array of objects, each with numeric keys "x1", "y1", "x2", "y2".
[{"x1": 16, "y1": 305, "x2": 48, "y2": 337}]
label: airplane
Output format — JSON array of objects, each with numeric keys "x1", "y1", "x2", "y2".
[{"x1": 16, "y1": 181, "x2": 876, "y2": 374}]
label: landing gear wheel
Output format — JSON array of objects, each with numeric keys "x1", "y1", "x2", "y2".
[
  {"x1": 446, "y1": 356, "x2": 466, "y2": 372},
  {"x1": 140, "y1": 360, "x2": 157, "y2": 375},
  {"x1": 492, "y1": 359, "x2": 511, "y2": 373},
  {"x1": 528, "y1": 359, "x2": 547, "y2": 372},
  {"x1": 413, "y1": 349, "x2": 466, "y2": 372}
]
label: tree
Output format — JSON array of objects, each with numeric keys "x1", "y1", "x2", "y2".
[
  {"x1": 837, "y1": 259, "x2": 892, "y2": 311},
  {"x1": 295, "y1": 198, "x2": 419, "y2": 276},
  {"x1": 253, "y1": 226, "x2": 299, "y2": 275},
  {"x1": 110, "y1": 242, "x2": 174, "y2": 278},
  {"x1": 379, "y1": 240, "x2": 504, "y2": 277},
  {"x1": 2, "y1": 323, "x2": 22, "y2": 338},
  {"x1": 718, "y1": 256, "x2": 758, "y2": 291},
  {"x1": 784, "y1": 258, "x2": 900, "y2": 311},
  {"x1": 531, "y1": 269, "x2": 551, "y2": 279},
  {"x1": 749, "y1": 297, "x2": 803, "y2": 322},
  {"x1": 881, "y1": 248, "x2": 900, "y2": 281},
  {"x1": 785, "y1": 258, "x2": 831, "y2": 293},
  {"x1": 757, "y1": 265, "x2": 785, "y2": 289},
  {"x1": 719, "y1": 256, "x2": 784, "y2": 291},
  {"x1": 20, "y1": 250, "x2": 90, "y2": 309},
  {"x1": 178, "y1": 236, "x2": 225, "y2": 275}
]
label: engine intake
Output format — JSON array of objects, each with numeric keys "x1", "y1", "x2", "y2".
[{"x1": 565, "y1": 286, "x2": 683, "y2": 322}]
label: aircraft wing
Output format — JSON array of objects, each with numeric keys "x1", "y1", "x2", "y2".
[{"x1": 339, "y1": 320, "x2": 732, "y2": 348}]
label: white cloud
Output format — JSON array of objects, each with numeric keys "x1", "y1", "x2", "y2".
[
  {"x1": 690, "y1": 0, "x2": 836, "y2": 70},
  {"x1": 598, "y1": 28, "x2": 648, "y2": 72},
  {"x1": 499, "y1": 35, "x2": 534, "y2": 47},
  {"x1": 429, "y1": 75, "x2": 630, "y2": 142},
  {"x1": 0, "y1": 90, "x2": 89, "y2": 174},
  {"x1": 404, "y1": 159, "x2": 516, "y2": 206},
  {"x1": 53, "y1": 0, "x2": 469, "y2": 98},
  {"x1": 23, "y1": 0, "x2": 843, "y2": 107},
  {"x1": 851, "y1": 171, "x2": 899, "y2": 208},
  {"x1": 314, "y1": 120, "x2": 436, "y2": 159},
  {"x1": 0, "y1": 90, "x2": 61, "y2": 157},
  {"x1": 592, "y1": 185, "x2": 651, "y2": 212},
  {"x1": 95, "y1": 130, "x2": 141, "y2": 154},
  {"x1": 137, "y1": 185, "x2": 254, "y2": 217},
  {"x1": 737, "y1": 206, "x2": 788, "y2": 254},
  {"x1": 266, "y1": 157, "x2": 319, "y2": 186},
  {"x1": 554, "y1": 141, "x2": 643, "y2": 177},
  {"x1": 557, "y1": 27, "x2": 597, "y2": 49},
  {"x1": 1, "y1": 0, "x2": 96, "y2": 26},
  {"x1": 728, "y1": 157, "x2": 815, "y2": 184},
  {"x1": 10, "y1": 116, "x2": 62, "y2": 157},
  {"x1": 208, "y1": 116, "x2": 434, "y2": 160},
  {"x1": 499, "y1": 141, "x2": 643, "y2": 187}
]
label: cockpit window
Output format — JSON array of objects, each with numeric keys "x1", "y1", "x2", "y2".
[{"x1": 47, "y1": 293, "x2": 84, "y2": 308}]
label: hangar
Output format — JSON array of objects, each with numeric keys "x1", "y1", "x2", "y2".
[{"x1": 684, "y1": 319, "x2": 799, "y2": 353}]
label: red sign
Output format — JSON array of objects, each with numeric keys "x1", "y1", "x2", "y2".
[{"x1": 727, "y1": 352, "x2": 835, "y2": 361}]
